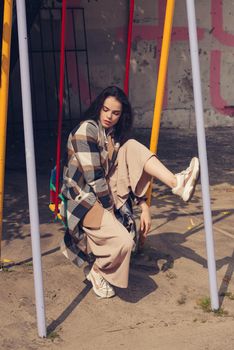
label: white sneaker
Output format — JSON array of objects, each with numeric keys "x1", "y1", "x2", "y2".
[
  {"x1": 86, "y1": 267, "x2": 115, "y2": 298},
  {"x1": 172, "y1": 157, "x2": 200, "y2": 202}
]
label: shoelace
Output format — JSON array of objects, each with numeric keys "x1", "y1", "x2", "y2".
[
  {"x1": 96, "y1": 273, "x2": 111, "y2": 289},
  {"x1": 180, "y1": 166, "x2": 192, "y2": 177}
]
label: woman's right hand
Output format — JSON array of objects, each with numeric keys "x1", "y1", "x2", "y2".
[{"x1": 139, "y1": 201, "x2": 151, "y2": 239}]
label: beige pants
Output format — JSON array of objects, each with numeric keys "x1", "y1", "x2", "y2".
[{"x1": 82, "y1": 139, "x2": 154, "y2": 288}]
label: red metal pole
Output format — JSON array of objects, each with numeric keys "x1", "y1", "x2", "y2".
[
  {"x1": 124, "y1": 0, "x2": 134, "y2": 96},
  {"x1": 55, "y1": 0, "x2": 67, "y2": 216}
]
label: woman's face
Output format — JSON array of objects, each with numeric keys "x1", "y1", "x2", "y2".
[{"x1": 99, "y1": 96, "x2": 122, "y2": 129}]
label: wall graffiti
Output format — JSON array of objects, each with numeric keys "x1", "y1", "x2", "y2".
[
  {"x1": 117, "y1": 0, "x2": 234, "y2": 117},
  {"x1": 210, "y1": 0, "x2": 234, "y2": 116},
  {"x1": 64, "y1": 0, "x2": 234, "y2": 118}
]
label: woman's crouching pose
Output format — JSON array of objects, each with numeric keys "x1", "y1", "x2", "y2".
[{"x1": 61, "y1": 86, "x2": 199, "y2": 298}]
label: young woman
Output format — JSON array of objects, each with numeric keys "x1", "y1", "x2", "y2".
[{"x1": 60, "y1": 86, "x2": 199, "y2": 298}]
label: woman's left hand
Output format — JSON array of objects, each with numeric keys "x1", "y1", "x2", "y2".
[{"x1": 139, "y1": 201, "x2": 151, "y2": 237}]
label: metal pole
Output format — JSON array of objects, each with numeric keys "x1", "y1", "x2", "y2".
[
  {"x1": 55, "y1": 0, "x2": 67, "y2": 216},
  {"x1": 15, "y1": 0, "x2": 46, "y2": 336},
  {"x1": 147, "y1": 0, "x2": 175, "y2": 205},
  {"x1": 186, "y1": 0, "x2": 219, "y2": 310},
  {"x1": 0, "y1": 0, "x2": 13, "y2": 262},
  {"x1": 124, "y1": 0, "x2": 134, "y2": 96}
]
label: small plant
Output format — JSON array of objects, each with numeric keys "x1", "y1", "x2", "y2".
[
  {"x1": 214, "y1": 308, "x2": 228, "y2": 317},
  {"x1": 47, "y1": 331, "x2": 60, "y2": 342},
  {"x1": 197, "y1": 296, "x2": 212, "y2": 312},
  {"x1": 197, "y1": 296, "x2": 228, "y2": 316}
]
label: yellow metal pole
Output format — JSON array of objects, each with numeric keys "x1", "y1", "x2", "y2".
[
  {"x1": 147, "y1": 0, "x2": 175, "y2": 205},
  {"x1": 0, "y1": 0, "x2": 13, "y2": 261}
]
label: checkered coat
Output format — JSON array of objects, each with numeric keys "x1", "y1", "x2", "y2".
[{"x1": 60, "y1": 120, "x2": 118, "y2": 239}]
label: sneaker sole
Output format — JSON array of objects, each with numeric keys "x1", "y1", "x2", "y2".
[
  {"x1": 86, "y1": 271, "x2": 115, "y2": 299},
  {"x1": 182, "y1": 157, "x2": 200, "y2": 202}
]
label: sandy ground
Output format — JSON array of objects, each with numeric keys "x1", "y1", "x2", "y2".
[{"x1": 0, "y1": 128, "x2": 234, "y2": 350}]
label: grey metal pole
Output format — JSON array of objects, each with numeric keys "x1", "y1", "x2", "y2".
[
  {"x1": 16, "y1": 0, "x2": 47, "y2": 336},
  {"x1": 186, "y1": 0, "x2": 219, "y2": 310}
]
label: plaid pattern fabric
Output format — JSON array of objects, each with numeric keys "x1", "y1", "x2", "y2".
[{"x1": 60, "y1": 120, "x2": 118, "y2": 239}]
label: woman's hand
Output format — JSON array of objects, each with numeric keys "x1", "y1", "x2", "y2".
[{"x1": 139, "y1": 201, "x2": 151, "y2": 239}]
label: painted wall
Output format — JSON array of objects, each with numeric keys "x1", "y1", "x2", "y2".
[{"x1": 62, "y1": 0, "x2": 234, "y2": 129}]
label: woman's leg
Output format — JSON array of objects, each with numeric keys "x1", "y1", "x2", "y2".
[
  {"x1": 116, "y1": 139, "x2": 199, "y2": 203},
  {"x1": 82, "y1": 210, "x2": 134, "y2": 297},
  {"x1": 109, "y1": 139, "x2": 199, "y2": 206},
  {"x1": 143, "y1": 155, "x2": 199, "y2": 202},
  {"x1": 143, "y1": 156, "x2": 177, "y2": 189}
]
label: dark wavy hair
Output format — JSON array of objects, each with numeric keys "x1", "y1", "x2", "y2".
[{"x1": 80, "y1": 86, "x2": 133, "y2": 144}]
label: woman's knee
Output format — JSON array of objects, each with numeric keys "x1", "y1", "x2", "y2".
[
  {"x1": 125, "y1": 139, "x2": 139, "y2": 150},
  {"x1": 124, "y1": 139, "x2": 147, "y2": 156}
]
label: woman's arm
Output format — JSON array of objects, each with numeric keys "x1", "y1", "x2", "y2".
[
  {"x1": 139, "y1": 200, "x2": 151, "y2": 238},
  {"x1": 72, "y1": 121, "x2": 113, "y2": 210}
]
